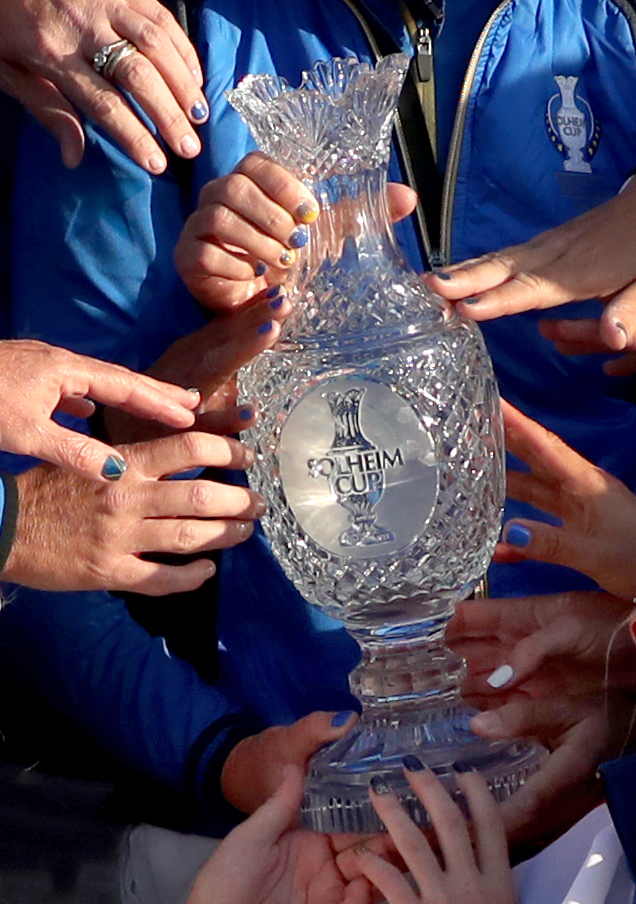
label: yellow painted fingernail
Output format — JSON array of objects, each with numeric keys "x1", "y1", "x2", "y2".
[
  {"x1": 279, "y1": 248, "x2": 296, "y2": 266},
  {"x1": 296, "y1": 200, "x2": 320, "y2": 224}
]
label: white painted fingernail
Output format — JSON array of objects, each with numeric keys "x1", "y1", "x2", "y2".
[{"x1": 487, "y1": 664, "x2": 514, "y2": 688}]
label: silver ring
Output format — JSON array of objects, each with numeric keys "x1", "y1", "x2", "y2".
[{"x1": 92, "y1": 39, "x2": 137, "y2": 78}]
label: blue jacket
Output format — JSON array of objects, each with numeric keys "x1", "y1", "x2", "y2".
[{"x1": 5, "y1": 0, "x2": 636, "y2": 832}]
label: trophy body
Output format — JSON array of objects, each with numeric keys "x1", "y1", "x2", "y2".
[{"x1": 228, "y1": 55, "x2": 546, "y2": 833}]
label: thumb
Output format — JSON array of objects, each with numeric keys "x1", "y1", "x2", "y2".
[
  {"x1": 600, "y1": 283, "x2": 636, "y2": 351},
  {"x1": 386, "y1": 183, "x2": 417, "y2": 223},
  {"x1": 282, "y1": 709, "x2": 359, "y2": 767},
  {"x1": 236, "y1": 764, "x2": 305, "y2": 846}
]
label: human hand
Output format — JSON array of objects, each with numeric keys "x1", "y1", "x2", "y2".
[
  {"x1": 0, "y1": 339, "x2": 203, "y2": 481},
  {"x1": 355, "y1": 761, "x2": 515, "y2": 904},
  {"x1": 187, "y1": 765, "x2": 372, "y2": 904},
  {"x1": 175, "y1": 151, "x2": 418, "y2": 310},
  {"x1": 3, "y1": 430, "x2": 263, "y2": 593},
  {"x1": 422, "y1": 178, "x2": 636, "y2": 369},
  {"x1": 446, "y1": 591, "x2": 636, "y2": 700},
  {"x1": 0, "y1": 0, "x2": 208, "y2": 172},
  {"x1": 221, "y1": 710, "x2": 359, "y2": 814},
  {"x1": 494, "y1": 400, "x2": 636, "y2": 600},
  {"x1": 104, "y1": 287, "x2": 293, "y2": 445}
]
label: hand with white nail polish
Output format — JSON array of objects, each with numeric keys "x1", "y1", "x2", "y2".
[
  {"x1": 421, "y1": 176, "x2": 636, "y2": 372},
  {"x1": 494, "y1": 399, "x2": 636, "y2": 601},
  {"x1": 357, "y1": 761, "x2": 515, "y2": 904},
  {"x1": 0, "y1": 0, "x2": 208, "y2": 172},
  {"x1": 175, "y1": 151, "x2": 418, "y2": 310}
]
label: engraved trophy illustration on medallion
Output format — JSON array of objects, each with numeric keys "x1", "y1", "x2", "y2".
[
  {"x1": 310, "y1": 387, "x2": 394, "y2": 547},
  {"x1": 227, "y1": 54, "x2": 546, "y2": 832}
]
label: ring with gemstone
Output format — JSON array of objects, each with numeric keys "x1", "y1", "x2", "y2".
[{"x1": 92, "y1": 39, "x2": 137, "y2": 78}]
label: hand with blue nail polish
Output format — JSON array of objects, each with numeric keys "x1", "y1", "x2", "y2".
[
  {"x1": 0, "y1": 0, "x2": 208, "y2": 172},
  {"x1": 360, "y1": 763, "x2": 515, "y2": 904},
  {"x1": 421, "y1": 176, "x2": 636, "y2": 376},
  {"x1": 493, "y1": 399, "x2": 636, "y2": 601},
  {"x1": 0, "y1": 339, "x2": 205, "y2": 482},
  {"x1": 175, "y1": 150, "x2": 418, "y2": 311}
]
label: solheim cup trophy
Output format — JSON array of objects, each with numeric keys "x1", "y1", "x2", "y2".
[{"x1": 227, "y1": 54, "x2": 546, "y2": 833}]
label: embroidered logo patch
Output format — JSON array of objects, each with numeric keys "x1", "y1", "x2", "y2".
[{"x1": 546, "y1": 75, "x2": 600, "y2": 173}]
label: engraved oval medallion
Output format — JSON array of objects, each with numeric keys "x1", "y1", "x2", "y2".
[{"x1": 279, "y1": 377, "x2": 439, "y2": 558}]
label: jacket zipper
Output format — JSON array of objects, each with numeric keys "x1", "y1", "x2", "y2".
[{"x1": 440, "y1": 0, "x2": 512, "y2": 263}]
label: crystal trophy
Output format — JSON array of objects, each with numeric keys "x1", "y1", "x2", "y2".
[{"x1": 227, "y1": 55, "x2": 546, "y2": 833}]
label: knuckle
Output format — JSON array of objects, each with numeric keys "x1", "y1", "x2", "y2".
[
  {"x1": 87, "y1": 89, "x2": 121, "y2": 121},
  {"x1": 224, "y1": 172, "x2": 252, "y2": 204},
  {"x1": 179, "y1": 431, "x2": 207, "y2": 461},
  {"x1": 174, "y1": 521, "x2": 199, "y2": 552},
  {"x1": 101, "y1": 484, "x2": 131, "y2": 515},
  {"x1": 116, "y1": 53, "x2": 154, "y2": 88},
  {"x1": 136, "y1": 21, "x2": 168, "y2": 51},
  {"x1": 188, "y1": 481, "x2": 215, "y2": 514}
]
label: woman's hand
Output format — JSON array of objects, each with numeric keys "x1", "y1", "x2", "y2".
[
  {"x1": 355, "y1": 761, "x2": 515, "y2": 904},
  {"x1": 175, "y1": 151, "x2": 418, "y2": 310},
  {"x1": 0, "y1": 0, "x2": 208, "y2": 172},
  {"x1": 422, "y1": 178, "x2": 636, "y2": 372},
  {"x1": 0, "y1": 339, "x2": 202, "y2": 481},
  {"x1": 495, "y1": 399, "x2": 636, "y2": 601}
]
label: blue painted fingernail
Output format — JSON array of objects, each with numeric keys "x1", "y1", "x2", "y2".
[
  {"x1": 257, "y1": 320, "x2": 273, "y2": 335},
  {"x1": 255, "y1": 261, "x2": 267, "y2": 277},
  {"x1": 370, "y1": 776, "x2": 391, "y2": 795},
  {"x1": 289, "y1": 225, "x2": 309, "y2": 249},
  {"x1": 266, "y1": 284, "x2": 283, "y2": 298},
  {"x1": 331, "y1": 710, "x2": 355, "y2": 728},
  {"x1": 464, "y1": 295, "x2": 480, "y2": 304},
  {"x1": 190, "y1": 100, "x2": 208, "y2": 121},
  {"x1": 505, "y1": 522, "x2": 532, "y2": 548},
  {"x1": 102, "y1": 455, "x2": 127, "y2": 480},
  {"x1": 239, "y1": 406, "x2": 254, "y2": 421},
  {"x1": 402, "y1": 754, "x2": 425, "y2": 772},
  {"x1": 453, "y1": 760, "x2": 477, "y2": 774},
  {"x1": 436, "y1": 271, "x2": 452, "y2": 280},
  {"x1": 269, "y1": 295, "x2": 284, "y2": 310}
]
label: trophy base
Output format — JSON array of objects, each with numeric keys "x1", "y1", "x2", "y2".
[{"x1": 300, "y1": 704, "x2": 547, "y2": 833}]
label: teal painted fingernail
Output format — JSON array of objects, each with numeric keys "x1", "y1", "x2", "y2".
[
  {"x1": 370, "y1": 776, "x2": 391, "y2": 795},
  {"x1": 436, "y1": 271, "x2": 452, "y2": 280},
  {"x1": 505, "y1": 523, "x2": 532, "y2": 548},
  {"x1": 102, "y1": 455, "x2": 127, "y2": 480},
  {"x1": 331, "y1": 710, "x2": 355, "y2": 728}
]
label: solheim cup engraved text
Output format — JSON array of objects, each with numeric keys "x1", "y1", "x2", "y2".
[{"x1": 279, "y1": 377, "x2": 439, "y2": 559}]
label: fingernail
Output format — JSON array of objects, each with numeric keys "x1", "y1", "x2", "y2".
[
  {"x1": 279, "y1": 249, "x2": 296, "y2": 266},
  {"x1": 244, "y1": 447, "x2": 256, "y2": 467},
  {"x1": 239, "y1": 405, "x2": 255, "y2": 422},
  {"x1": 190, "y1": 100, "x2": 208, "y2": 121},
  {"x1": 296, "y1": 200, "x2": 320, "y2": 224},
  {"x1": 237, "y1": 521, "x2": 254, "y2": 539},
  {"x1": 289, "y1": 225, "x2": 309, "y2": 249},
  {"x1": 487, "y1": 664, "x2": 515, "y2": 689},
  {"x1": 257, "y1": 320, "x2": 273, "y2": 335},
  {"x1": 402, "y1": 754, "x2": 425, "y2": 772},
  {"x1": 266, "y1": 284, "x2": 283, "y2": 298},
  {"x1": 102, "y1": 455, "x2": 128, "y2": 480},
  {"x1": 269, "y1": 295, "x2": 284, "y2": 310},
  {"x1": 187, "y1": 387, "x2": 200, "y2": 395},
  {"x1": 463, "y1": 295, "x2": 480, "y2": 305},
  {"x1": 331, "y1": 710, "x2": 355, "y2": 728},
  {"x1": 147, "y1": 153, "x2": 167, "y2": 174},
  {"x1": 435, "y1": 270, "x2": 452, "y2": 280},
  {"x1": 471, "y1": 711, "x2": 503, "y2": 734},
  {"x1": 370, "y1": 776, "x2": 391, "y2": 795},
  {"x1": 453, "y1": 760, "x2": 477, "y2": 774},
  {"x1": 180, "y1": 135, "x2": 200, "y2": 157},
  {"x1": 255, "y1": 261, "x2": 267, "y2": 277},
  {"x1": 255, "y1": 496, "x2": 267, "y2": 517},
  {"x1": 204, "y1": 560, "x2": 217, "y2": 576},
  {"x1": 504, "y1": 522, "x2": 532, "y2": 548},
  {"x1": 354, "y1": 844, "x2": 368, "y2": 855},
  {"x1": 614, "y1": 320, "x2": 628, "y2": 349}
]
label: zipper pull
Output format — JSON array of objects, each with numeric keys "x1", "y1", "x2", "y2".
[{"x1": 414, "y1": 26, "x2": 433, "y2": 82}]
